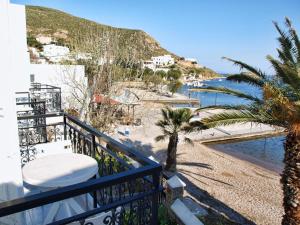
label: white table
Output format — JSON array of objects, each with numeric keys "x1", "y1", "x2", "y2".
[{"x1": 22, "y1": 153, "x2": 98, "y2": 225}]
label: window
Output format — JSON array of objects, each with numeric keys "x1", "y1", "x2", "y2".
[{"x1": 30, "y1": 74, "x2": 35, "y2": 83}]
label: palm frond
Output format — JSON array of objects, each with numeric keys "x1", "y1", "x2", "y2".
[
  {"x1": 202, "y1": 110, "x2": 261, "y2": 128},
  {"x1": 155, "y1": 120, "x2": 169, "y2": 128},
  {"x1": 277, "y1": 48, "x2": 291, "y2": 62},
  {"x1": 226, "y1": 73, "x2": 265, "y2": 87},
  {"x1": 191, "y1": 86, "x2": 262, "y2": 103},
  {"x1": 202, "y1": 109, "x2": 286, "y2": 128},
  {"x1": 222, "y1": 57, "x2": 266, "y2": 78},
  {"x1": 155, "y1": 135, "x2": 167, "y2": 142},
  {"x1": 285, "y1": 17, "x2": 300, "y2": 64},
  {"x1": 189, "y1": 120, "x2": 208, "y2": 131},
  {"x1": 184, "y1": 137, "x2": 194, "y2": 146},
  {"x1": 267, "y1": 55, "x2": 300, "y2": 90},
  {"x1": 273, "y1": 20, "x2": 296, "y2": 65},
  {"x1": 161, "y1": 107, "x2": 171, "y2": 124},
  {"x1": 196, "y1": 104, "x2": 249, "y2": 112}
]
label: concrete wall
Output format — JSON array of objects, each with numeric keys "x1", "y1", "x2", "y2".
[
  {"x1": 28, "y1": 64, "x2": 87, "y2": 110},
  {"x1": 0, "y1": 1, "x2": 27, "y2": 224}
]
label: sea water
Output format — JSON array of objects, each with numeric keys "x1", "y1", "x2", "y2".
[
  {"x1": 177, "y1": 78, "x2": 285, "y2": 172},
  {"x1": 178, "y1": 77, "x2": 261, "y2": 107},
  {"x1": 207, "y1": 135, "x2": 285, "y2": 172}
]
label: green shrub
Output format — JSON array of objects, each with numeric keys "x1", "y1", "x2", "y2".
[
  {"x1": 27, "y1": 36, "x2": 43, "y2": 51},
  {"x1": 158, "y1": 204, "x2": 178, "y2": 225}
]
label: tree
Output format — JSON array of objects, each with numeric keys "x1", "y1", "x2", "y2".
[
  {"x1": 195, "y1": 18, "x2": 300, "y2": 225},
  {"x1": 64, "y1": 27, "x2": 143, "y2": 132},
  {"x1": 155, "y1": 70, "x2": 167, "y2": 79},
  {"x1": 167, "y1": 69, "x2": 182, "y2": 81},
  {"x1": 155, "y1": 107, "x2": 194, "y2": 171},
  {"x1": 27, "y1": 36, "x2": 43, "y2": 51},
  {"x1": 168, "y1": 80, "x2": 182, "y2": 96}
]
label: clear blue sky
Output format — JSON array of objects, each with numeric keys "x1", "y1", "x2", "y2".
[{"x1": 12, "y1": 0, "x2": 300, "y2": 73}]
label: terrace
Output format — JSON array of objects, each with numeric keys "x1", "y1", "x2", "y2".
[{"x1": 0, "y1": 83, "x2": 162, "y2": 225}]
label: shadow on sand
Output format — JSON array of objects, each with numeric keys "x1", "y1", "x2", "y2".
[{"x1": 122, "y1": 138, "x2": 256, "y2": 225}]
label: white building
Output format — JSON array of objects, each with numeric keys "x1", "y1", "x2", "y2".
[
  {"x1": 185, "y1": 58, "x2": 198, "y2": 64},
  {"x1": 42, "y1": 44, "x2": 70, "y2": 63},
  {"x1": 142, "y1": 60, "x2": 156, "y2": 70},
  {"x1": 142, "y1": 55, "x2": 175, "y2": 71},
  {"x1": 151, "y1": 55, "x2": 174, "y2": 67}
]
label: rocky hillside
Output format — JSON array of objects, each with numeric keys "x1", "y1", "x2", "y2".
[
  {"x1": 25, "y1": 5, "x2": 219, "y2": 77},
  {"x1": 25, "y1": 5, "x2": 173, "y2": 60}
]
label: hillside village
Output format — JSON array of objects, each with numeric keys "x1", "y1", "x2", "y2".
[
  {"x1": 29, "y1": 35, "x2": 202, "y2": 68},
  {"x1": 25, "y1": 6, "x2": 219, "y2": 81}
]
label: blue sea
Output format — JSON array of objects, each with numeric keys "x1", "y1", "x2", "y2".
[
  {"x1": 178, "y1": 77, "x2": 262, "y2": 107},
  {"x1": 177, "y1": 78, "x2": 285, "y2": 172}
]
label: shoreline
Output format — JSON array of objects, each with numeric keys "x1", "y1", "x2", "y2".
[
  {"x1": 208, "y1": 146, "x2": 283, "y2": 174},
  {"x1": 126, "y1": 87, "x2": 284, "y2": 174},
  {"x1": 204, "y1": 133, "x2": 285, "y2": 174},
  {"x1": 116, "y1": 86, "x2": 283, "y2": 224}
]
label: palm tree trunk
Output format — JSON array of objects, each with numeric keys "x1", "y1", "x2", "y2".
[
  {"x1": 282, "y1": 131, "x2": 300, "y2": 225},
  {"x1": 165, "y1": 134, "x2": 178, "y2": 172}
]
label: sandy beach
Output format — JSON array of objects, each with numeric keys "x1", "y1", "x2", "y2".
[{"x1": 115, "y1": 95, "x2": 284, "y2": 225}]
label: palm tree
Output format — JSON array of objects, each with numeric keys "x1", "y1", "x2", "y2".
[
  {"x1": 194, "y1": 18, "x2": 300, "y2": 225},
  {"x1": 155, "y1": 107, "x2": 195, "y2": 172}
]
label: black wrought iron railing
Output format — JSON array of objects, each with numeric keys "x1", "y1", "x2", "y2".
[
  {"x1": 0, "y1": 164, "x2": 162, "y2": 225},
  {"x1": 30, "y1": 83, "x2": 62, "y2": 113},
  {"x1": 0, "y1": 112, "x2": 162, "y2": 225}
]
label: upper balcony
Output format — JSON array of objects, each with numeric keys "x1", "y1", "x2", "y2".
[{"x1": 0, "y1": 83, "x2": 162, "y2": 225}]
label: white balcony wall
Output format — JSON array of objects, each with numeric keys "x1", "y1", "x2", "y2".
[
  {"x1": 7, "y1": 2, "x2": 30, "y2": 92},
  {"x1": 0, "y1": 0, "x2": 27, "y2": 224},
  {"x1": 28, "y1": 64, "x2": 87, "y2": 110}
]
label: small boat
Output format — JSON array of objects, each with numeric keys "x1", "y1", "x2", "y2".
[{"x1": 193, "y1": 81, "x2": 203, "y2": 87}]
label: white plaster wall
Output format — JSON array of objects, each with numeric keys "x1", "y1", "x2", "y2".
[
  {"x1": 9, "y1": 3, "x2": 30, "y2": 92},
  {"x1": 0, "y1": 1, "x2": 26, "y2": 224},
  {"x1": 28, "y1": 64, "x2": 87, "y2": 110}
]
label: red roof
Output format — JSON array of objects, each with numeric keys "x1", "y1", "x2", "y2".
[{"x1": 93, "y1": 94, "x2": 119, "y2": 105}]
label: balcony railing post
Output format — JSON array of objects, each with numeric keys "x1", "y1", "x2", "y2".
[
  {"x1": 59, "y1": 88, "x2": 62, "y2": 112},
  {"x1": 151, "y1": 170, "x2": 160, "y2": 225},
  {"x1": 91, "y1": 134, "x2": 97, "y2": 208},
  {"x1": 63, "y1": 114, "x2": 67, "y2": 140},
  {"x1": 91, "y1": 134, "x2": 96, "y2": 158}
]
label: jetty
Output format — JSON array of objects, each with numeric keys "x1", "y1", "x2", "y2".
[
  {"x1": 142, "y1": 98, "x2": 200, "y2": 106},
  {"x1": 197, "y1": 127, "x2": 285, "y2": 143},
  {"x1": 186, "y1": 109, "x2": 286, "y2": 143},
  {"x1": 187, "y1": 119, "x2": 285, "y2": 143}
]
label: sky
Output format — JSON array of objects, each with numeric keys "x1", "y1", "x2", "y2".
[{"x1": 12, "y1": 0, "x2": 300, "y2": 73}]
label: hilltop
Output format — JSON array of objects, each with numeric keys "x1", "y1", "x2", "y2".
[{"x1": 25, "y1": 5, "x2": 172, "y2": 60}]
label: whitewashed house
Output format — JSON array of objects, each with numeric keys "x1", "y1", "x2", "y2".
[
  {"x1": 185, "y1": 58, "x2": 198, "y2": 64},
  {"x1": 142, "y1": 60, "x2": 156, "y2": 70},
  {"x1": 42, "y1": 44, "x2": 70, "y2": 63},
  {"x1": 142, "y1": 55, "x2": 175, "y2": 71},
  {"x1": 151, "y1": 55, "x2": 174, "y2": 66}
]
